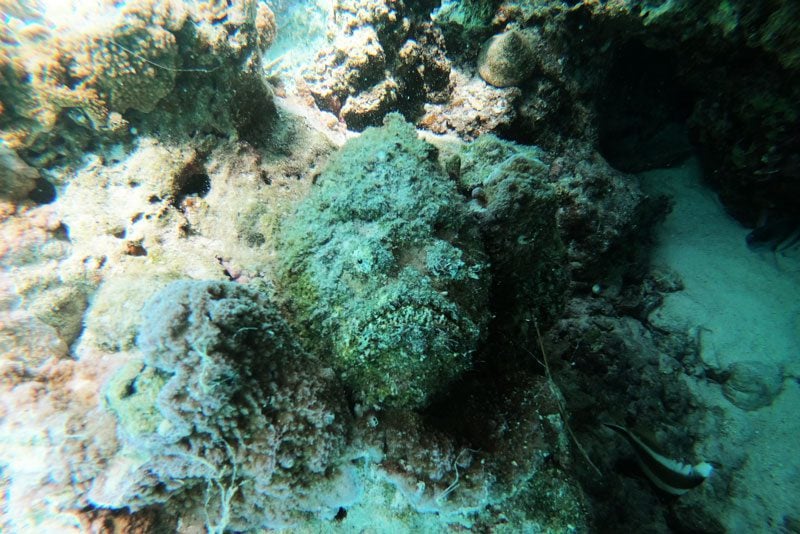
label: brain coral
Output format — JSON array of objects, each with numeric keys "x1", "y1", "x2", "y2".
[
  {"x1": 100, "y1": 280, "x2": 355, "y2": 531},
  {"x1": 276, "y1": 114, "x2": 490, "y2": 409}
]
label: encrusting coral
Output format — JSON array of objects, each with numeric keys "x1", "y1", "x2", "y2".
[
  {"x1": 0, "y1": 1, "x2": 184, "y2": 147},
  {"x1": 98, "y1": 280, "x2": 357, "y2": 531},
  {"x1": 0, "y1": 0, "x2": 277, "y2": 151}
]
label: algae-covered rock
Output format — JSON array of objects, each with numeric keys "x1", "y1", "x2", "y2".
[
  {"x1": 100, "y1": 279, "x2": 354, "y2": 530},
  {"x1": 456, "y1": 134, "x2": 568, "y2": 341},
  {"x1": 276, "y1": 114, "x2": 490, "y2": 409}
]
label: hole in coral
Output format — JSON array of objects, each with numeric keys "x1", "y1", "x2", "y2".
[
  {"x1": 122, "y1": 378, "x2": 137, "y2": 398},
  {"x1": 124, "y1": 242, "x2": 147, "y2": 256},
  {"x1": 172, "y1": 172, "x2": 211, "y2": 209},
  {"x1": 53, "y1": 222, "x2": 70, "y2": 241},
  {"x1": 28, "y1": 177, "x2": 56, "y2": 204}
]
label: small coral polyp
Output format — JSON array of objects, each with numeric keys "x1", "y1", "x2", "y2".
[{"x1": 277, "y1": 114, "x2": 490, "y2": 409}]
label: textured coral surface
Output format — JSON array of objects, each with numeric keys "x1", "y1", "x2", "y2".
[
  {"x1": 99, "y1": 280, "x2": 353, "y2": 530},
  {"x1": 0, "y1": 0, "x2": 277, "y2": 155},
  {"x1": 277, "y1": 114, "x2": 490, "y2": 409},
  {"x1": 2, "y1": 1, "x2": 797, "y2": 532}
]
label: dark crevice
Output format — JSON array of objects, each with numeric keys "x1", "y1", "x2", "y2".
[
  {"x1": 172, "y1": 171, "x2": 211, "y2": 209},
  {"x1": 596, "y1": 40, "x2": 696, "y2": 172},
  {"x1": 27, "y1": 177, "x2": 57, "y2": 204}
]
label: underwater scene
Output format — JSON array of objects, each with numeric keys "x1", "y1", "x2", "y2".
[{"x1": 1, "y1": 0, "x2": 799, "y2": 532}]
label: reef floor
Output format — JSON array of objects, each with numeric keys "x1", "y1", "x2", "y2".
[{"x1": 641, "y1": 158, "x2": 800, "y2": 532}]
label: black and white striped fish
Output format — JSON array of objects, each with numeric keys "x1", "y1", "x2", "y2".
[{"x1": 605, "y1": 423, "x2": 713, "y2": 496}]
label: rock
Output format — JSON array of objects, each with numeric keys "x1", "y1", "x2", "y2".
[
  {"x1": 417, "y1": 69, "x2": 520, "y2": 139},
  {"x1": 0, "y1": 145, "x2": 39, "y2": 200},
  {"x1": 27, "y1": 284, "x2": 89, "y2": 346},
  {"x1": 340, "y1": 78, "x2": 400, "y2": 130},
  {"x1": 477, "y1": 30, "x2": 536, "y2": 88},
  {"x1": 303, "y1": 4, "x2": 451, "y2": 130},
  {"x1": 455, "y1": 133, "x2": 568, "y2": 338},
  {"x1": 722, "y1": 360, "x2": 785, "y2": 411}
]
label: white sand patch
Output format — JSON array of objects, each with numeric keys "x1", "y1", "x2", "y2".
[{"x1": 640, "y1": 157, "x2": 800, "y2": 531}]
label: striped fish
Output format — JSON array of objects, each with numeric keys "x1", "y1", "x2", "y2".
[{"x1": 605, "y1": 423, "x2": 713, "y2": 495}]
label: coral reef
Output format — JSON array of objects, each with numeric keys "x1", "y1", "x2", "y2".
[
  {"x1": 429, "y1": 132, "x2": 662, "y2": 345},
  {"x1": 547, "y1": 145, "x2": 670, "y2": 285},
  {"x1": 0, "y1": 61, "x2": 339, "y2": 530},
  {"x1": 417, "y1": 69, "x2": 520, "y2": 140},
  {"x1": 56, "y1": 114, "x2": 334, "y2": 285},
  {"x1": 542, "y1": 282, "x2": 723, "y2": 532},
  {"x1": 274, "y1": 365, "x2": 588, "y2": 532},
  {"x1": 7, "y1": 1, "x2": 793, "y2": 532},
  {"x1": 82, "y1": 275, "x2": 172, "y2": 352},
  {"x1": 349, "y1": 373, "x2": 588, "y2": 531},
  {"x1": 0, "y1": 203, "x2": 85, "y2": 350},
  {"x1": 98, "y1": 280, "x2": 356, "y2": 530},
  {"x1": 0, "y1": 86, "x2": 342, "y2": 534},
  {"x1": 0, "y1": 2, "x2": 182, "y2": 148},
  {"x1": 0, "y1": 0, "x2": 278, "y2": 162},
  {"x1": 277, "y1": 114, "x2": 490, "y2": 409},
  {"x1": 451, "y1": 133, "x2": 568, "y2": 340},
  {"x1": 303, "y1": 0, "x2": 451, "y2": 130},
  {"x1": 0, "y1": 314, "x2": 122, "y2": 531},
  {"x1": 433, "y1": 0, "x2": 496, "y2": 44},
  {"x1": 437, "y1": 0, "x2": 800, "y2": 225}
]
